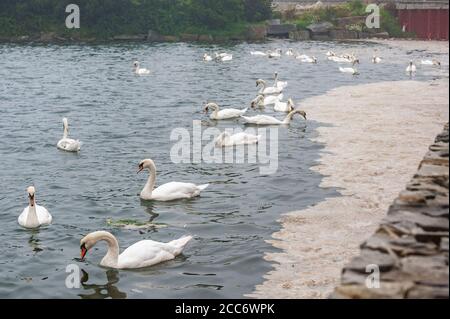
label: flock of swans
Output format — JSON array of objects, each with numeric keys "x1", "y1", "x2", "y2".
[{"x1": 18, "y1": 44, "x2": 443, "y2": 272}]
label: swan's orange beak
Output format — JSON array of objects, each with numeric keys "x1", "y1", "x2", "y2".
[{"x1": 80, "y1": 245, "x2": 87, "y2": 260}]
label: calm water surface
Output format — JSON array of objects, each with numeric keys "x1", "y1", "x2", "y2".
[{"x1": 0, "y1": 40, "x2": 447, "y2": 298}]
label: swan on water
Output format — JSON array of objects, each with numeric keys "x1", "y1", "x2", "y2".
[
  {"x1": 80, "y1": 231, "x2": 192, "y2": 269},
  {"x1": 297, "y1": 55, "x2": 317, "y2": 63},
  {"x1": 420, "y1": 59, "x2": 441, "y2": 66},
  {"x1": 203, "y1": 54, "x2": 213, "y2": 62},
  {"x1": 339, "y1": 61, "x2": 360, "y2": 75},
  {"x1": 241, "y1": 109, "x2": 307, "y2": 125},
  {"x1": 274, "y1": 98, "x2": 295, "y2": 113},
  {"x1": 406, "y1": 60, "x2": 417, "y2": 74},
  {"x1": 203, "y1": 102, "x2": 248, "y2": 120},
  {"x1": 133, "y1": 61, "x2": 150, "y2": 75},
  {"x1": 256, "y1": 79, "x2": 283, "y2": 95},
  {"x1": 273, "y1": 72, "x2": 288, "y2": 90},
  {"x1": 215, "y1": 132, "x2": 261, "y2": 147},
  {"x1": 372, "y1": 55, "x2": 382, "y2": 64},
  {"x1": 251, "y1": 93, "x2": 283, "y2": 108},
  {"x1": 285, "y1": 49, "x2": 295, "y2": 56},
  {"x1": 268, "y1": 49, "x2": 282, "y2": 58},
  {"x1": 250, "y1": 51, "x2": 267, "y2": 56},
  {"x1": 138, "y1": 159, "x2": 209, "y2": 201},
  {"x1": 18, "y1": 186, "x2": 52, "y2": 229},
  {"x1": 57, "y1": 118, "x2": 81, "y2": 152}
]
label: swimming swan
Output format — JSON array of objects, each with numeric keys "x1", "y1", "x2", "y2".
[
  {"x1": 274, "y1": 98, "x2": 295, "y2": 113},
  {"x1": 215, "y1": 132, "x2": 261, "y2": 147},
  {"x1": 372, "y1": 55, "x2": 382, "y2": 64},
  {"x1": 420, "y1": 59, "x2": 441, "y2": 66},
  {"x1": 204, "y1": 102, "x2": 248, "y2": 120},
  {"x1": 256, "y1": 79, "x2": 283, "y2": 95},
  {"x1": 138, "y1": 159, "x2": 209, "y2": 201},
  {"x1": 133, "y1": 61, "x2": 150, "y2": 75},
  {"x1": 80, "y1": 231, "x2": 192, "y2": 269},
  {"x1": 18, "y1": 186, "x2": 52, "y2": 229},
  {"x1": 57, "y1": 118, "x2": 81, "y2": 152},
  {"x1": 273, "y1": 72, "x2": 288, "y2": 90},
  {"x1": 241, "y1": 109, "x2": 307, "y2": 125},
  {"x1": 251, "y1": 94, "x2": 283, "y2": 108},
  {"x1": 203, "y1": 54, "x2": 213, "y2": 62},
  {"x1": 406, "y1": 61, "x2": 417, "y2": 74}
]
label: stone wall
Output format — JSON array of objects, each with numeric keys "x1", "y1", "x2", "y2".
[{"x1": 332, "y1": 123, "x2": 449, "y2": 299}]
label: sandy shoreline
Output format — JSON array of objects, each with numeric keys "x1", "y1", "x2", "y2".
[{"x1": 249, "y1": 77, "x2": 449, "y2": 298}]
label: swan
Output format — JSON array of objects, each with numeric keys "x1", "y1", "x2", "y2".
[
  {"x1": 328, "y1": 55, "x2": 359, "y2": 64},
  {"x1": 250, "y1": 51, "x2": 267, "y2": 56},
  {"x1": 203, "y1": 54, "x2": 213, "y2": 62},
  {"x1": 273, "y1": 72, "x2": 288, "y2": 90},
  {"x1": 297, "y1": 55, "x2": 317, "y2": 63},
  {"x1": 133, "y1": 61, "x2": 150, "y2": 75},
  {"x1": 204, "y1": 102, "x2": 247, "y2": 120},
  {"x1": 268, "y1": 49, "x2": 282, "y2": 58},
  {"x1": 215, "y1": 132, "x2": 261, "y2": 147},
  {"x1": 57, "y1": 118, "x2": 81, "y2": 152},
  {"x1": 138, "y1": 159, "x2": 209, "y2": 201},
  {"x1": 421, "y1": 59, "x2": 441, "y2": 66},
  {"x1": 215, "y1": 52, "x2": 232, "y2": 62},
  {"x1": 372, "y1": 55, "x2": 382, "y2": 64},
  {"x1": 18, "y1": 186, "x2": 52, "y2": 229},
  {"x1": 80, "y1": 231, "x2": 193, "y2": 269},
  {"x1": 326, "y1": 51, "x2": 336, "y2": 57},
  {"x1": 241, "y1": 109, "x2": 307, "y2": 125},
  {"x1": 251, "y1": 93, "x2": 283, "y2": 108},
  {"x1": 274, "y1": 98, "x2": 295, "y2": 112},
  {"x1": 286, "y1": 49, "x2": 295, "y2": 56},
  {"x1": 406, "y1": 61, "x2": 417, "y2": 74},
  {"x1": 256, "y1": 79, "x2": 283, "y2": 95},
  {"x1": 339, "y1": 66, "x2": 359, "y2": 75}
]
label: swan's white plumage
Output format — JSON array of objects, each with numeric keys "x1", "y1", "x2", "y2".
[
  {"x1": 215, "y1": 132, "x2": 261, "y2": 147},
  {"x1": 205, "y1": 103, "x2": 247, "y2": 120},
  {"x1": 18, "y1": 186, "x2": 52, "y2": 229},
  {"x1": 57, "y1": 118, "x2": 81, "y2": 152}
]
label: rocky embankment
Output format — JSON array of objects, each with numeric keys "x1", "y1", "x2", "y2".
[{"x1": 333, "y1": 124, "x2": 449, "y2": 299}]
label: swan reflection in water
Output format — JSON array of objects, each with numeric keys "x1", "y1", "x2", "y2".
[{"x1": 78, "y1": 269, "x2": 127, "y2": 299}]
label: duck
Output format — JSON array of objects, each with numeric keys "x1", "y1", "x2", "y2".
[
  {"x1": 203, "y1": 102, "x2": 248, "y2": 120},
  {"x1": 80, "y1": 231, "x2": 192, "y2": 269},
  {"x1": 274, "y1": 98, "x2": 295, "y2": 113},
  {"x1": 203, "y1": 53, "x2": 213, "y2": 62},
  {"x1": 133, "y1": 61, "x2": 150, "y2": 75},
  {"x1": 420, "y1": 59, "x2": 441, "y2": 66},
  {"x1": 372, "y1": 55, "x2": 382, "y2": 64},
  {"x1": 138, "y1": 159, "x2": 209, "y2": 201},
  {"x1": 241, "y1": 109, "x2": 307, "y2": 125},
  {"x1": 215, "y1": 132, "x2": 261, "y2": 147},
  {"x1": 256, "y1": 79, "x2": 283, "y2": 95},
  {"x1": 18, "y1": 186, "x2": 52, "y2": 229},
  {"x1": 251, "y1": 93, "x2": 283, "y2": 108},
  {"x1": 406, "y1": 60, "x2": 417, "y2": 74},
  {"x1": 57, "y1": 118, "x2": 81, "y2": 152}
]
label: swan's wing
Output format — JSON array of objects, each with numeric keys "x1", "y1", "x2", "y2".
[
  {"x1": 18, "y1": 207, "x2": 28, "y2": 226},
  {"x1": 57, "y1": 138, "x2": 81, "y2": 152},
  {"x1": 152, "y1": 182, "x2": 204, "y2": 200},
  {"x1": 119, "y1": 240, "x2": 176, "y2": 269},
  {"x1": 218, "y1": 108, "x2": 245, "y2": 118},
  {"x1": 36, "y1": 205, "x2": 52, "y2": 225}
]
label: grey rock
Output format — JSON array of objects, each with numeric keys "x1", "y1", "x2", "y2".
[{"x1": 306, "y1": 22, "x2": 334, "y2": 34}]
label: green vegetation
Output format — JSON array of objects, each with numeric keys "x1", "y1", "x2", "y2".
[
  {"x1": 0, "y1": 0, "x2": 272, "y2": 39},
  {"x1": 285, "y1": 0, "x2": 412, "y2": 38}
]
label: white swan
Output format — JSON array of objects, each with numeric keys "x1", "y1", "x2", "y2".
[
  {"x1": 251, "y1": 94, "x2": 283, "y2": 108},
  {"x1": 406, "y1": 61, "x2": 417, "y2": 74},
  {"x1": 256, "y1": 79, "x2": 283, "y2": 95},
  {"x1": 18, "y1": 186, "x2": 52, "y2": 229},
  {"x1": 328, "y1": 55, "x2": 359, "y2": 64},
  {"x1": 250, "y1": 51, "x2": 267, "y2": 56},
  {"x1": 215, "y1": 132, "x2": 261, "y2": 147},
  {"x1": 133, "y1": 61, "x2": 150, "y2": 75},
  {"x1": 339, "y1": 61, "x2": 359, "y2": 75},
  {"x1": 297, "y1": 55, "x2": 317, "y2": 63},
  {"x1": 80, "y1": 231, "x2": 192, "y2": 269},
  {"x1": 372, "y1": 55, "x2": 382, "y2": 64},
  {"x1": 138, "y1": 159, "x2": 209, "y2": 201},
  {"x1": 273, "y1": 72, "x2": 288, "y2": 90},
  {"x1": 204, "y1": 102, "x2": 247, "y2": 120},
  {"x1": 286, "y1": 49, "x2": 295, "y2": 56},
  {"x1": 203, "y1": 54, "x2": 213, "y2": 62},
  {"x1": 274, "y1": 98, "x2": 295, "y2": 113},
  {"x1": 215, "y1": 52, "x2": 232, "y2": 62},
  {"x1": 57, "y1": 118, "x2": 81, "y2": 152},
  {"x1": 421, "y1": 59, "x2": 441, "y2": 66},
  {"x1": 241, "y1": 109, "x2": 307, "y2": 125},
  {"x1": 268, "y1": 49, "x2": 282, "y2": 58}
]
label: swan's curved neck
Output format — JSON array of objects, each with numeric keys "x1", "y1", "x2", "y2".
[
  {"x1": 209, "y1": 104, "x2": 219, "y2": 117},
  {"x1": 26, "y1": 196, "x2": 39, "y2": 226},
  {"x1": 283, "y1": 110, "x2": 300, "y2": 124},
  {"x1": 258, "y1": 81, "x2": 266, "y2": 94},
  {"x1": 63, "y1": 123, "x2": 69, "y2": 138},
  {"x1": 142, "y1": 162, "x2": 157, "y2": 196},
  {"x1": 96, "y1": 232, "x2": 120, "y2": 268}
]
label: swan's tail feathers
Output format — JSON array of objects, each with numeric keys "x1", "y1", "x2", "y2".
[
  {"x1": 169, "y1": 235, "x2": 193, "y2": 255},
  {"x1": 197, "y1": 184, "x2": 209, "y2": 191}
]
